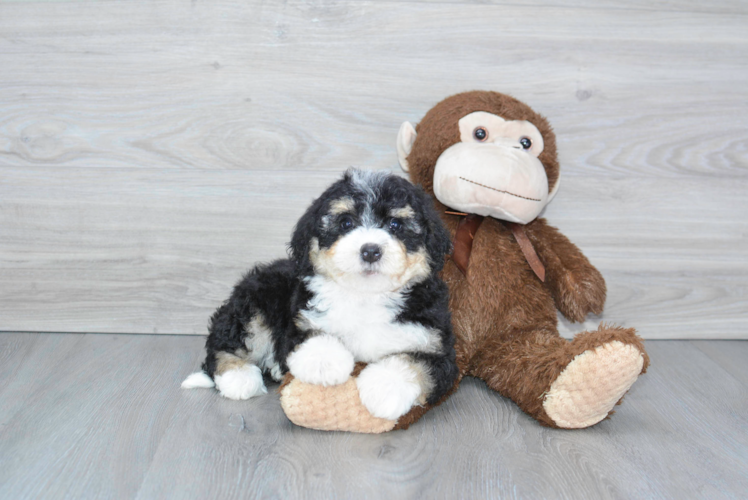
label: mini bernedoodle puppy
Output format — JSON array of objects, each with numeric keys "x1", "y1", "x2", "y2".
[{"x1": 183, "y1": 169, "x2": 458, "y2": 421}]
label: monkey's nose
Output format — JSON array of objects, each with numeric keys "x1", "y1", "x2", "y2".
[{"x1": 360, "y1": 244, "x2": 383, "y2": 263}]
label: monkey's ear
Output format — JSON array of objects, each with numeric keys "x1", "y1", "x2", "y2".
[
  {"x1": 396, "y1": 121, "x2": 417, "y2": 172},
  {"x1": 548, "y1": 177, "x2": 561, "y2": 203}
]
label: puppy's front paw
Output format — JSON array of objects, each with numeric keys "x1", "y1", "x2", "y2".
[
  {"x1": 356, "y1": 357, "x2": 422, "y2": 420},
  {"x1": 287, "y1": 335, "x2": 354, "y2": 386}
]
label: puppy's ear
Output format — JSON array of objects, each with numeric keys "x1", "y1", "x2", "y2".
[
  {"x1": 288, "y1": 200, "x2": 322, "y2": 273},
  {"x1": 416, "y1": 187, "x2": 452, "y2": 273},
  {"x1": 289, "y1": 174, "x2": 352, "y2": 272}
]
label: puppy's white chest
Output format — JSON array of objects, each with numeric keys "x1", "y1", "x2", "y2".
[{"x1": 301, "y1": 276, "x2": 434, "y2": 362}]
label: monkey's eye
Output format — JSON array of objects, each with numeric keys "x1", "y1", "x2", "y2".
[
  {"x1": 473, "y1": 127, "x2": 488, "y2": 142},
  {"x1": 388, "y1": 218, "x2": 402, "y2": 232},
  {"x1": 519, "y1": 137, "x2": 532, "y2": 150},
  {"x1": 339, "y1": 216, "x2": 354, "y2": 232}
]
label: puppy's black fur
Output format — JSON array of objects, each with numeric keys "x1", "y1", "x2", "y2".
[
  {"x1": 202, "y1": 259, "x2": 296, "y2": 377},
  {"x1": 201, "y1": 169, "x2": 457, "y2": 409}
]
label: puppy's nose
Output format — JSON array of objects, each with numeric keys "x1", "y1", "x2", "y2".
[{"x1": 360, "y1": 244, "x2": 382, "y2": 263}]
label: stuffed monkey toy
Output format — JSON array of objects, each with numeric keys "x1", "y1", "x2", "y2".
[{"x1": 281, "y1": 91, "x2": 649, "y2": 431}]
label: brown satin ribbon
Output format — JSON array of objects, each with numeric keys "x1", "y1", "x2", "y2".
[
  {"x1": 451, "y1": 214, "x2": 484, "y2": 276},
  {"x1": 450, "y1": 213, "x2": 546, "y2": 282},
  {"x1": 504, "y1": 221, "x2": 546, "y2": 282}
]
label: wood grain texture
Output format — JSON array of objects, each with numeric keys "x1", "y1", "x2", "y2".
[
  {"x1": 692, "y1": 340, "x2": 748, "y2": 388},
  {"x1": 0, "y1": 333, "x2": 205, "y2": 500},
  {"x1": 1, "y1": 1, "x2": 745, "y2": 176},
  {"x1": 0, "y1": 333, "x2": 746, "y2": 499},
  {"x1": 0, "y1": 0, "x2": 746, "y2": 338},
  {"x1": 388, "y1": 0, "x2": 748, "y2": 15},
  {"x1": 2, "y1": 168, "x2": 745, "y2": 337}
]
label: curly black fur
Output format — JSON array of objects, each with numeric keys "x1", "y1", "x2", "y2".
[{"x1": 199, "y1": 169, "x2": 458, "y2": 407}]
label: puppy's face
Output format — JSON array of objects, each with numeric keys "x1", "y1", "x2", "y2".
[{"x1": 291, "y1": 170, "x2": 451, "y2": 293}]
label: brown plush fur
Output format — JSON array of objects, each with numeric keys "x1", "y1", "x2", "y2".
[
  {"x1": 408, "y1": 91, "x2": 560, "y2": 199},
  {"x1": 394, "y1": 91, "x2": 649, "y2": 429}
]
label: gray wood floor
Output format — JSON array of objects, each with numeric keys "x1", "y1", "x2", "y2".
[{"x1": 1, "y1": 333, "x2": 746, "y2": 500}]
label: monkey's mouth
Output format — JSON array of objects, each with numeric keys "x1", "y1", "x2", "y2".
[{"x1": 459, "y1": 177, "x2": 541, "y2": 202}]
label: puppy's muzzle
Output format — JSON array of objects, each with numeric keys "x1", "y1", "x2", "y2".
[{"x1": 360, "y1": 243, "x2": 383, "y2": 263}]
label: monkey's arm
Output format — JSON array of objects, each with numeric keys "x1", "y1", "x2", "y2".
[{"x1": 525, "y1": 218, "x2": 606, "y2": 322}]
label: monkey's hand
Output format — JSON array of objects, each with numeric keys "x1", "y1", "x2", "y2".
[
  {"x1": 549, "y1": 266, "x2": 606, "y2": 323},
  {"x1": 526, "y1": 219, "x2": 606, "y2": 322}
]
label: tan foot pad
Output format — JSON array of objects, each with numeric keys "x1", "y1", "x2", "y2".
[
  {"x1": 280, "y1": 377, "x2": 397, "y2": 434},
  {"x1": 543, "y1": 341, "x2": 644, "y2": 429}
]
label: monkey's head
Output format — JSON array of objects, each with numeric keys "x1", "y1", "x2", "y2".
[{"x1": 397, "y1": 91, "x2": 560, "y2": 224}]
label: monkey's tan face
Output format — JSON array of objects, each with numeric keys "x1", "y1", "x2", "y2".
[{"x1": 399, "y1": 111, "x2": 558, "y2": 224}]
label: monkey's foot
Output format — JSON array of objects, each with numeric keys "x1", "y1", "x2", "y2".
[
  {"x1": 280, "y1": 374, "x2": 397, "y2": 434},
  {"x1": 543, "y1": 341, "x2": 645, "y2": 429}
]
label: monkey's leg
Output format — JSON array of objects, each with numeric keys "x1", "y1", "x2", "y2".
[
  {"x1": 472, "y1": 325, "x2": 649, "y2": 428},
  {"x1": 280, "y1": 364, "x2": 463, "y2": 433}
]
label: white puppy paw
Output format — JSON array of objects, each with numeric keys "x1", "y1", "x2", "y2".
[
  {"x1": 214, "y1": 364, "x2": 267, "y2": 400},
  {"x1": 356, "y1": 356, "x2": 422, "y2": 420},
  {"x1": 287, "y1": 335, "x2": 354, "y2": 386},
  {"x1": 269, "y1": 363, "x2": 284, "y2": 382}
]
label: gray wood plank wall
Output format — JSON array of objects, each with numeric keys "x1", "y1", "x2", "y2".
[{"x1": 1, "y1": 0, "x2": 746, "y2": 338}]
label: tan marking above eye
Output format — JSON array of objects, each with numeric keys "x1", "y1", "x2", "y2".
[
  {"x1": 389, "y1": 205, "x2": 415, "y2": 219},
  {"x1": 458, "y1": 111, "x2": 545, "y2": 157},
  {"x1": 329, "y1": 197, "x2": 355, "y2": 215}
]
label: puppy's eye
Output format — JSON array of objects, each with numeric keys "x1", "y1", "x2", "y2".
[
  {"x1": 519, "y1": 137, "x2": 532, "y2": 150},
  {"x1": 388, "y1": 218, "x2": 402, "y2": 232},
  {"x1": 473, "y1": 127, "x2": 488, "y2": 142},
  {"x1": 339, "y1": 216, "x2": 354, "y2": 231}
]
